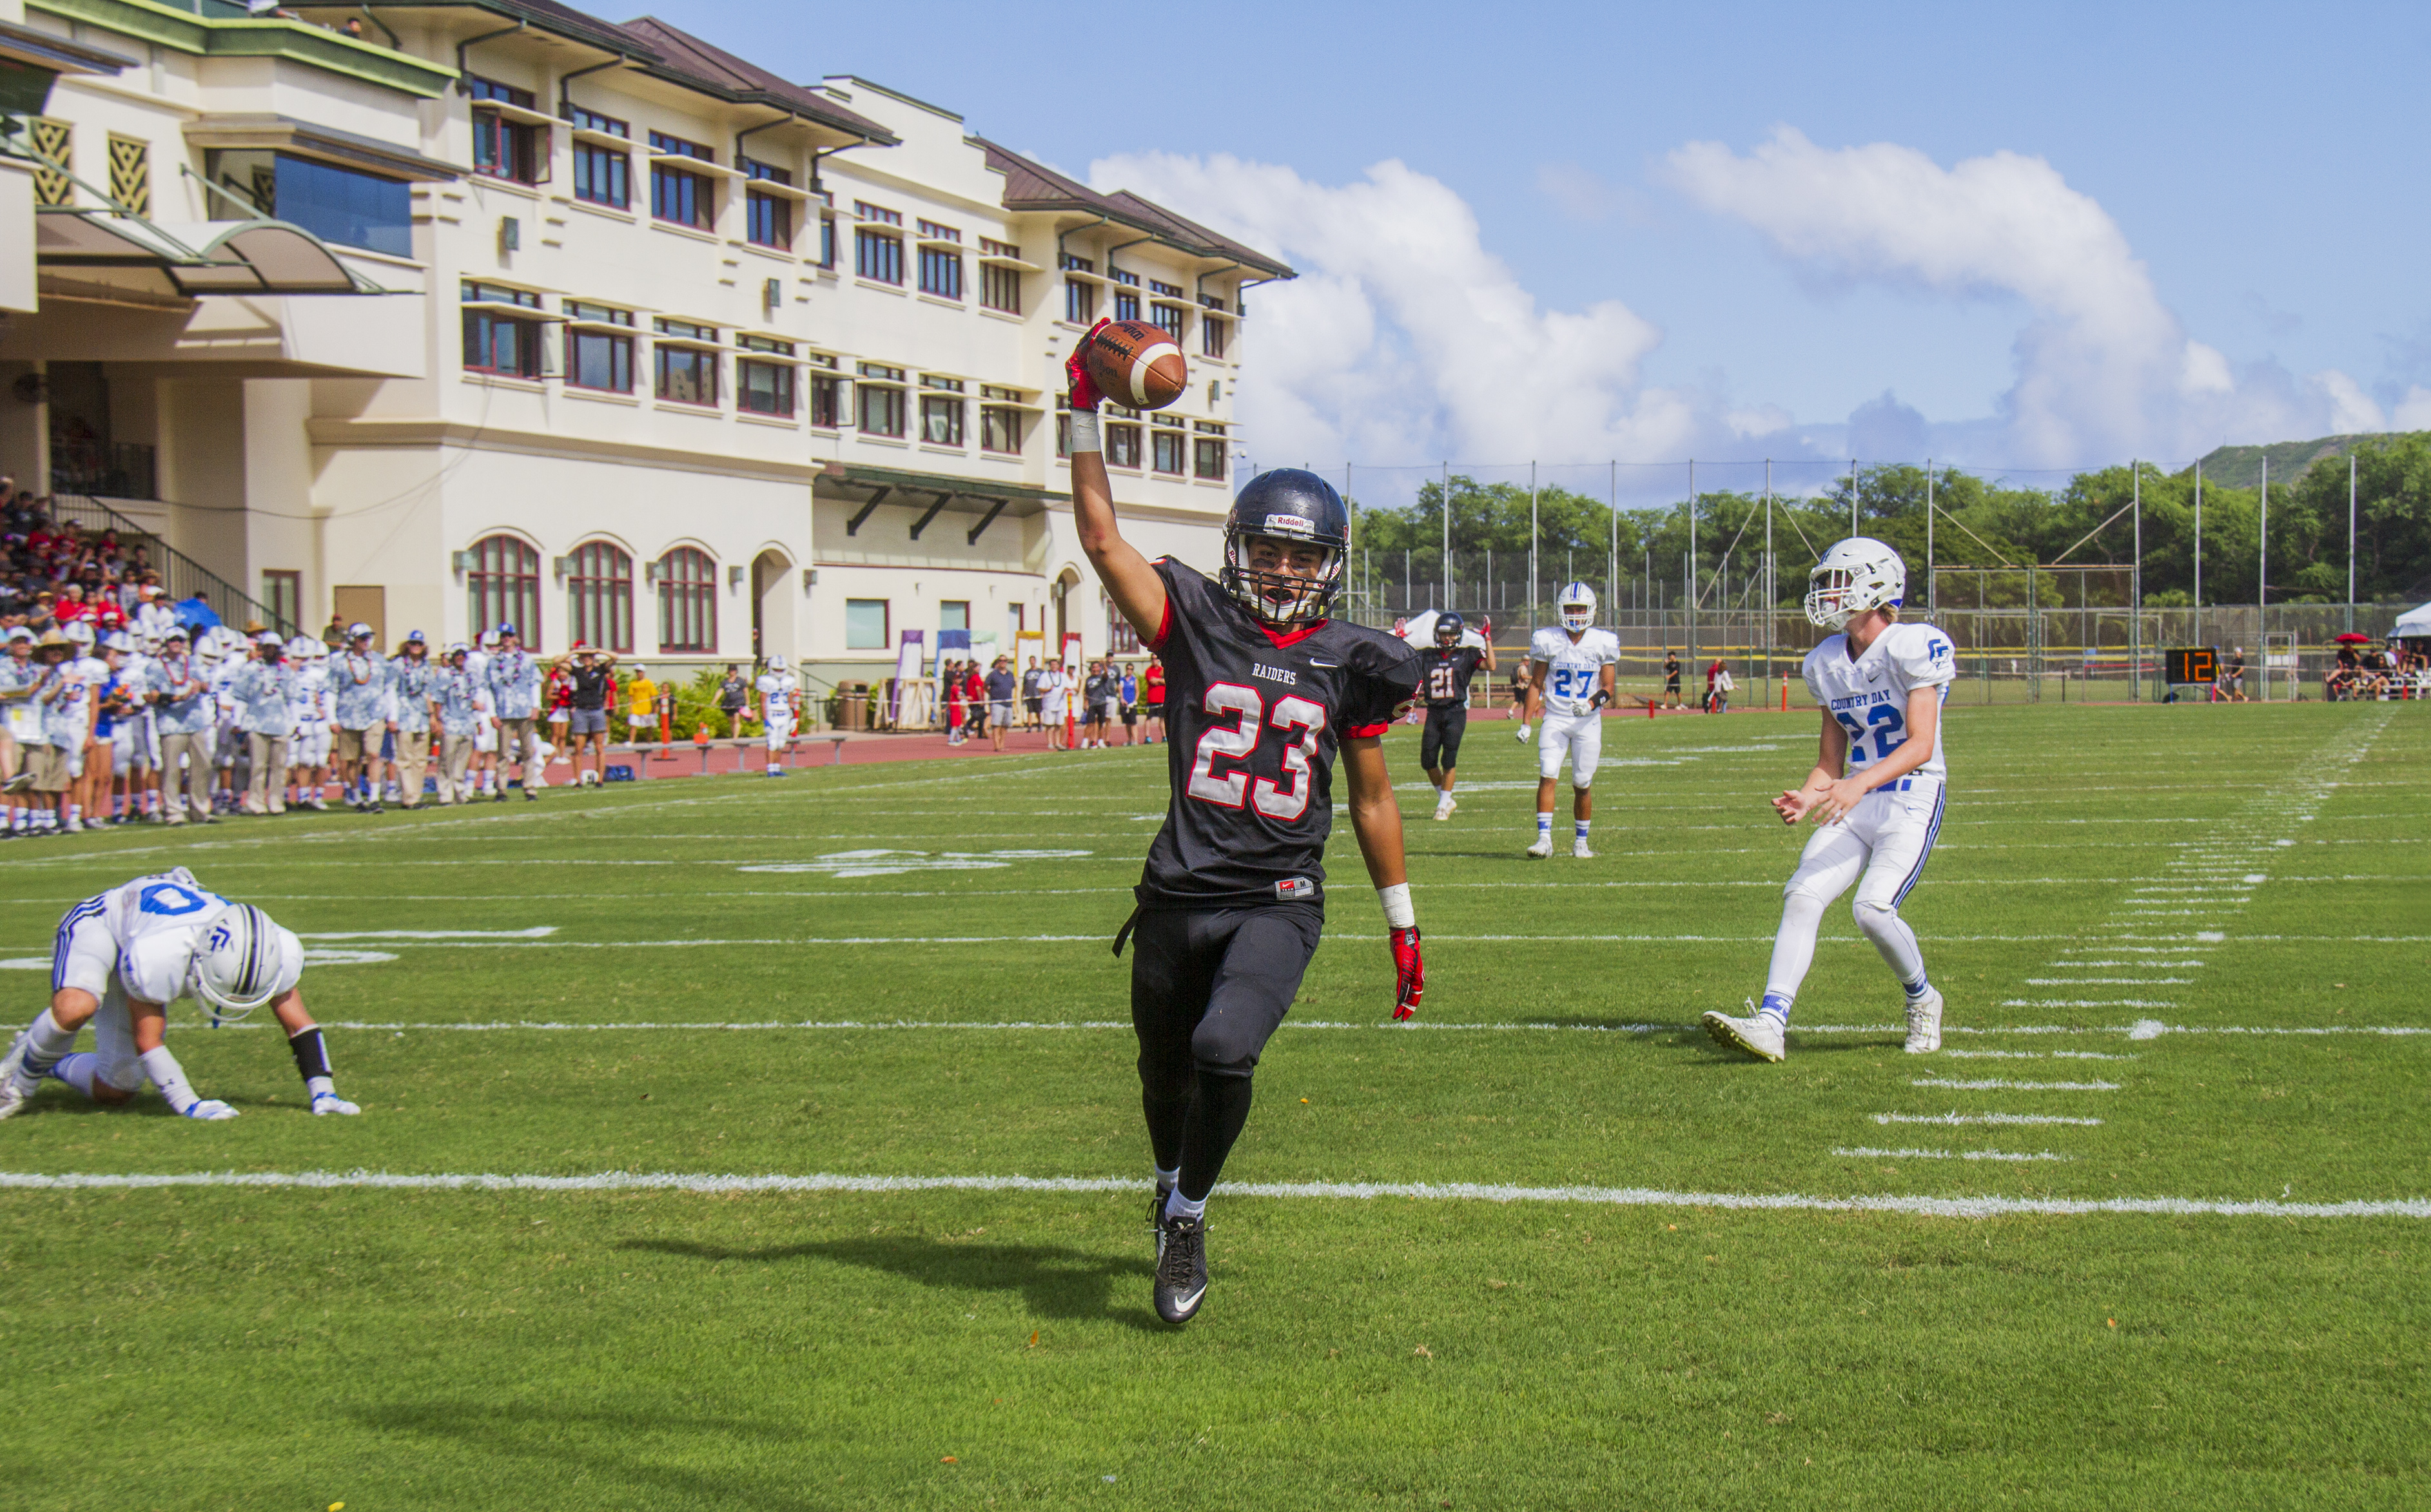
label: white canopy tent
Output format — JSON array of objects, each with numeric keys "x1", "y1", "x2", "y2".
[{"x1": 2390, "y1": 603, "x2": 2431, "y2": 639}]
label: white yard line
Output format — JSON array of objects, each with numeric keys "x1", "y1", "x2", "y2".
[
  {"x1": 1873, "y1": 1112, "x2": 2103, "y2": 1127},
  {"x1": 1, "y1": 1168, "x2": 2419, "y2": 1219},
  {"x1": 1911, "y1": 1078, "x2": 2121, "y2": 1091},
  {"x1": 1832, "y1": 1147, "x2": 2071, "y2": 1162}
]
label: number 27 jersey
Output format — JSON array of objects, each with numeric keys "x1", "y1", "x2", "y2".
[
  {"x1": 1138, "y1": 559, "x2": 1421, "y2": 910},
  {"x1": 1802, "y1": 621, "x2": 1956, "y2": 779}
]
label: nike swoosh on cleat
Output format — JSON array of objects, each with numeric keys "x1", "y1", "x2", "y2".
[{"x1": 1175, "y1": 1286, "x2": 1206, "y2": 1310}]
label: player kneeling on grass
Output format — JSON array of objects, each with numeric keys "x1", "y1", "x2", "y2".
[
  {"x1": 1702, "y1": 538, "x2": 1953, "y2": 1063},
  {"x1": 0, "y1": 869, "x2": 360, "y2": 1119},
  {"x1": 1068, "y1": 323, "x2": 1424, "y2": 1326},
  {"x1": 1517, "y1": 583, "x2": 1618, "y2": 859}
]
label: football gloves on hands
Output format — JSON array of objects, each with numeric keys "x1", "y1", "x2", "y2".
[
  {"x1": 1389, "y1": 926, "x2": 1423, "y2": 1021},
  {"x1": 1064, "y1": 319, "x2": 1109, "y2": 412},
  {"x1": 1514, "y1": 723, "x2": 1531, "y2": 742}
]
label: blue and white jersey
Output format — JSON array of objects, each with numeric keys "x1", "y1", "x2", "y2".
[
  {"x1": 331, "y1": 650, "x2": 387, "y2": 730},
  {"x1": 64, "y1": 868, "x2": 228, "y2": 1004},
  {"x1": 1802, "y1": 621, "x2": 1956, "y2": 780},
  {"x1": 487, "y1": 648, "x2": 542, "y2": 719},
  {"x1": 147, "y1": 654, "x2": 217, "y2": 736},
  {"x1": 292, "y1": 661, "x2": 329, "y2": 728},
  {"x1": 387, "y1": 656, "x2": 437, "y2": 732},
  {"x1": 1528, "y1": 626, "x2": 1621, "y2": 718},
  {"x1": 42, "y1": 657, "x2": 102, "y2": 750},
  {"x1": 228, "y1": 661, "x2": 300, "y2": 737}
]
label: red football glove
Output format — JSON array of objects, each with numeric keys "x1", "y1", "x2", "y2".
[
  {"x1": 1389, "y1": 926, "x2": 1423, "y2": 1021},
  {"x1": 1064, "y1": 318, "x2": 1109, "y2": 412}
]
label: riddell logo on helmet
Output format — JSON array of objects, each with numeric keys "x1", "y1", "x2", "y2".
[{"x1": 1266, "y1": 514, "x2": 1316, "y2": 535}]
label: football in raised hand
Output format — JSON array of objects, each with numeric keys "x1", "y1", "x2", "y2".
[{"x1": 1082, "y1": 319, "x2": 1188, "y2": 411}]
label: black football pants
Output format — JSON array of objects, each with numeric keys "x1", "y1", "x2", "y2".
[
  {"x1": 1420, "y1": 706, "x2": 1467, "y2": 771},
  {"x1": 1130, "y1": 903, "x2": 1324, "y2": 1201}
]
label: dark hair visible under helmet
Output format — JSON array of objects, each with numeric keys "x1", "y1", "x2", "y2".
[
  {"x1": 1220, "y1": 469, "x2": 1350, "y2": 627},
  {"x1": 1434, "y1": 610, "x2": 1466, "y2": 647}
]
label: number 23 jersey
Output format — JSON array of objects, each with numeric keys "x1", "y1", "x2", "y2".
[
  {"x1": 1139, "y1": 559, "x2": 1421, "y2": 909},
  {"x1": 1801, "y1": 621, "x2": 1955, "y2": 779}
]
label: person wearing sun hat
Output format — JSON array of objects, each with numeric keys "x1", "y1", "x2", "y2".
[{"x1": 386, "y1": 630, "x2": 438, "y2": 808}]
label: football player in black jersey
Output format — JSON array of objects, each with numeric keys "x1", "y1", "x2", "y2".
[
  {"x1": 1416, "y1": 611, "x2": 1492, "y2": 822},
  {"x1": 1067, "y1": 325, "x2": 1425, "y2": 1326}
]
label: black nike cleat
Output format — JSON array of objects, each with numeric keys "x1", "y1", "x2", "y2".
[
  {"x1": 1153, "y1": 1213, "x2": 1207, "y2": 1324},
  {"x1": 1147, "y1": 1184, "x2": 1174, "y2": 1257}
]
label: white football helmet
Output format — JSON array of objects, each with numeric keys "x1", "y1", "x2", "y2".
[
  {"x1": 1804, "y1": 537, "x2": 1907, "y2": 630},
  {"x1": 767, "y1": 654, "x2": 789, "y2": 672},
  {"x1": 190, "y1": 903, "x2": 303, "y2": 1023},
  {"x1": 1557, "y1": 581, "x2": 1597, "y2": 633}
]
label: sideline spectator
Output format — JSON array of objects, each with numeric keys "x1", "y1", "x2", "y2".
[
  {"x1": 550, "y1": 643, "x2": 617, "y2": 786},
  {"x1": 717, "y1": 663, "x2": 748, "y2": 733},
  {"x1": 2226, "y1": 645, "x2": 2247, "y2": 701},
  {"x1": 1040, "y1": 660, "x2": 1068, "y2": 750},
  {"x1": 1708, "y1": 661, "x2": 1734, "y2": 715},
  {"x1": 985, "y1": 655, "x2": 1016, "y2": 753},
  {"x1": 24, "y1": 630, "x2": 83, "y2": 831},
  {"x1": 148, "y1": 625, "x2": 214, "y2": 826},
  {"x1": 1021, "y1": 657, "x2": 1043, "y2": 730},
  {"x1": 229, "y1": 632, "x2": 295, "y2": 816},
  {"x1": 331, "y1": 623, "x2": 386, "y2": 813},
  {"x1": 963, "y1": 661, "x2": 986, "y2": 742},
  {"x1": 944, "y1": 659, "x2": 968, "y2": 746},
  {"x1": 433, "y1": 641, "x2": 489, "y2": 804},
  {"x1": 543, "y1": 657, "x2": 573, "y2": 779},
  {"x1": 624, "y1": 662, "x2": 659, "y2": 750},
  {"x1": 1118, "y1": 664, "x2": 1139, "y2": 747},
  {"x1": 1141, "y1": 658, "x2": 1165, "y2": 744},
  {"x1": 387, "y1": 630, "x2": 437, "y2": 808},
  {"x1": 487, "y1": 622, "x2": 542, "y2": 802},
  {"x1": 1663, "y1": 648, "x2": 1683, "y2": 708}
]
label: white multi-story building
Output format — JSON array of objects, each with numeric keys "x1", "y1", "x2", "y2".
[{"x1": 0, "y1": 0, "x2": 1289, "y2": 691}]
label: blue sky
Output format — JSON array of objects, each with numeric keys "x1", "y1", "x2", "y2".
[{"x1": 641, "y1": 1, "x2": 2431, "y2": 478}]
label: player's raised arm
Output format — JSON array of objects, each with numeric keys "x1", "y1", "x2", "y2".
[{"x1": 1064, "y1": 325, "x2": 1167, "y2": 643}]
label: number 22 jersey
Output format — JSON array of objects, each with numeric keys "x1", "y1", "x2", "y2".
[
  {"x1": 1801, "y1": 620, "x2": 1956, "y2": 780},
  {"x1": 1138, "y1": 559, "x2": 1422, "y2": 910}
]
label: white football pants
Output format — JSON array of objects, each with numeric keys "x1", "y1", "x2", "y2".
[
  {"x1": 1764, "y1": 777, "x2": 1944, "y2": 1010},
  {"x1": 1536, "y1": 710, "x2": 1603, "y2": 786},
  {"x1": 765, "y1": 714, "x2": 796, "y2": 754}
]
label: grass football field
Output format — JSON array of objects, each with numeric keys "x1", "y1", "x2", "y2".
[{"x1": 1, "y1": 701, "x2": 2426, "y2": 1510}]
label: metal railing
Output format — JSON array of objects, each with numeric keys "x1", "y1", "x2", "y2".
[{"x1": 44, "y1": 492, "x2": 291, "y2": 635}]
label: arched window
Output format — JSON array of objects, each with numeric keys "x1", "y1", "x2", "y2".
[
  {"x1": 567, "y1": 540, "x2": 632, "y2": 652},
  {"x1": 656, "y1": 546, "x2": 716, "y2": 653},
  {"x1": 467, "y1": 534, "x2": 540, "y2": 648}
]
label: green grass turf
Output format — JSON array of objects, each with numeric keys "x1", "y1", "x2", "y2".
[{"x1": 1, "y1": 702, "x2": 2426, "y2": 1509}]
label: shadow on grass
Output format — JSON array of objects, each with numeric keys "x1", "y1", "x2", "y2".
[
  {"x1": 621, "y1": 1234, "x2": 1160, "y2": 1328},
  {"x1": 355, "y1": 1401, "x2": 824, "y2": 1511}
]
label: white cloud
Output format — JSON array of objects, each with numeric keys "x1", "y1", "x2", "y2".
[
  {"x1": 1664, "y1": 126, "x2": 2377, "y2": 465},
  {"x1": 2393, "y1": 386, "x2": 2431, "y2": 431},
  {"x1": 1086, "y1": 152, "x2": 1766, "y2": 481}
]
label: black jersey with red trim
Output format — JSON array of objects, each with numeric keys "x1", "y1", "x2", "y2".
[
  {"x1": 1136, "y1": 558, "x2": 1421, "y2": 911},
  {"x1": 1419, "y1": 645, "x2": 1487, "y2": 708}
]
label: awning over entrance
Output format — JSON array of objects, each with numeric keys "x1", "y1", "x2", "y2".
[
  {"x1": 35, "y1": 209, "x2": 383, "y2": 297},
  {"x1": 817, "y1": 461, "x2": 1067, "y2": 547}
]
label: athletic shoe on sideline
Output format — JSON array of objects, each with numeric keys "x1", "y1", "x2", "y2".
[
  {"x1": 1904, "y1": 987, "x2": 1944, "y2": 1054},
  {"x1": 1433, "y1": 797, "x2": 1456, "y2": 820},
  {"x1": 1702, "y1": 1006, "x2": 1786, "y2": 1063},
  {"x1": 1525, "y1": 835, "x2": 1552, "y2": 858},
  {"x1": 1153, "y1": 1214, "x2": 1208, "y2": 1324}
]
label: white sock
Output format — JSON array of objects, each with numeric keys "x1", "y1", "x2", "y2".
[
  {"x1": 308, "y1": 1074, "x2": 336, "y2": 1100},
  {"x1": 1574, "y1": 819, "x2": 1590, "y2": 840},
  {"x1": 139, "y1": 1045, "x2": 200, "y2": 1114},
  {"x1": 1154, "y1": 1165, "x2": 1179, "y2": 1192},
  {"x1": 1164, "y1": 1187, "x2": 1207, "y2": 1222},
  {"x1": 50, "y1": 1051, "x2": 99, "y2": 1098},
  {"x1": 1764, "y1": 891, "x2": 1828, "y2": 1007},
  {"x1": 17, "y1": 1008, "x2": 77, "y2": 1083},
  {"x1": 1536, "y1": 813, "x2": 1552, "y2": 837},
  {"x1": 1855, "y1": 901, "x2": 1928, "y2": 990}
]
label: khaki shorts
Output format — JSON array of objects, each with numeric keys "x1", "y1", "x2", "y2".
[
  {"x1": 333, "y1": 726, "x2": 370, "y2": 762},
  {"x1": 23, "y1": 742, "x2": 72, "y2": 793}
]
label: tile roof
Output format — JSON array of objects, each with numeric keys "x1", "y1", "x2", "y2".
[
  {"x1": 975, "y1": 140, "x2": 1293, "y2": 280},
  {"x1": 617, "y1": 17, "x2": 897, "y2": 144}
]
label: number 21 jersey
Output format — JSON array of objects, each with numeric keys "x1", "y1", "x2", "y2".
[
  {"x1": 1138, "y1": 559, "x2": 1421, "y2": 910},
  {"x1": 1802, "y1": 621, "x2": 1955, "y2": 779}
]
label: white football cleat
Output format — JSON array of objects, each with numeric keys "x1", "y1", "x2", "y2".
[
  {"x1": 1572, "y1": 838, "x2": 1594, "y2": 859},
  {"x1": 1903, "y1": 987, "x2": 1944, "y2": 1054},
  {"x1": 182, "y1": 1099, "x2": 239, "y2": 1121},
  {"x1": 1702, "y1": 1005, "x2": 1786, "y2": 1063},
  {"x1": 311, "y1": 1091, "x2": 362, "y2": 1116},
  {"x1": 1525, "y1": 835, "x2": 1553, "y2": 858}
]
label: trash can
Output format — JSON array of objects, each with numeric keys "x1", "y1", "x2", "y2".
[{"x1": 836, "y1": 682, "x2": 867, "y2": 732}]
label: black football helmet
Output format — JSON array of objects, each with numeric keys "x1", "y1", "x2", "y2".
[
  {"x1": 1434, "y1": 611, "x2": 1465, "y2": 647},
  {"x1": 1221, "y1": 469, "x2": 1349, "y2": 627}
]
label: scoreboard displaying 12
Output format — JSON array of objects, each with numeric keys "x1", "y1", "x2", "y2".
[{"x1": 2165, "y1": 647, "x2": 2217, "y2": 685}]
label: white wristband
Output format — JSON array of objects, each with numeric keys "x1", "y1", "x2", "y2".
[
  {"x1": 1376, "y1": 882, "x2": 1415, "y2": 930},
  {"x1": 1068, "y1": 411, "x2": 1101, "y2": 453}
]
